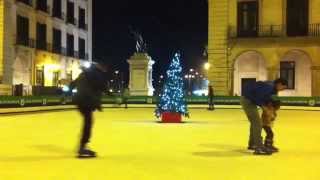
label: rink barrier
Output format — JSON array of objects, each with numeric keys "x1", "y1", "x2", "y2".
[{"x1": 0, "y1": 95, "x2": 320, "y2": 108}]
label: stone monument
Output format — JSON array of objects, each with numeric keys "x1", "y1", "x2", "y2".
[
  {"x1": 127, "y1": 30, "x2": 154, "y2": 96},
  {"x1": 127, "y1": 53, "x2": 154, "y2": 96}
]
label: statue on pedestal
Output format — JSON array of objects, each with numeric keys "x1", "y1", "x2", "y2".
[
  {"x1": 127, "y1": 27, "x2": 154, "y2": 96},
  {"x1": 129, "y1": 27, "x2": 147, "y2": 53}
]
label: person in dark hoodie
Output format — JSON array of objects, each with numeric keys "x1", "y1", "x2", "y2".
[
  {"x1": 240, "y1": 78, "x2": 287, "y2": 155},
  {"x1": 70, "y1": 62, "x2": 108, "y2": 158},
  {"x1": 208, "y1": 85, "x2": 215, "y2": 111}
]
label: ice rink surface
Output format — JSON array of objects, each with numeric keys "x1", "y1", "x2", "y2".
[{"x1": 0, "y1": 108, "x2": 319, "y2": 180}]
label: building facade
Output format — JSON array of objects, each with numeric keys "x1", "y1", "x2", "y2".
[
  {"x1": 208, "y1": 0, "x2": 320, "y2": 96},
  {"x1": 0, "y1": 0, "x2": 92, "y2": 95}
]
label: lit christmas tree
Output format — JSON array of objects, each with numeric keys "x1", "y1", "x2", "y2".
[{"x1": 155, "y1": 53, "x2": 189, "y2": 121}]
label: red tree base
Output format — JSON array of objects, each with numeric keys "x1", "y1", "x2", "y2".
[{"x1": 161, "y1": 112, "x2": 182, "y2": 123}]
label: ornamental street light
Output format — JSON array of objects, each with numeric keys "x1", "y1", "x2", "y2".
[{"x1": 204, "y1": 62, "x2": 211, "y2": 71}]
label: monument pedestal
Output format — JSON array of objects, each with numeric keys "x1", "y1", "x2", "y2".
[{"x1": 127, "y1": 53, "x2": 154, "y2": 96}]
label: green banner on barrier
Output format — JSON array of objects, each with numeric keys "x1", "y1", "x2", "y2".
[{"x1": 0, "y1": 95, "x2": 319, "y2": 108}]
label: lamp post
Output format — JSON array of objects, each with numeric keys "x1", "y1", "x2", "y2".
[
  {"x1": 204, "y1": 62, "x2": 211, "y2": 72},
  {"x1": 114, "y1": 70, "x2": 120, "y2": 93},
  {"x1": 184, "y1": 74, "x2": 195, "y2": 95},
  {"x1": 204, "y1": 62, "x2": 211, "y2": 82}
]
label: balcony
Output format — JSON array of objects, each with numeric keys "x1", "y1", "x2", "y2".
[
  {"x1": 61, "y1": 47, "x2": 67, "y2": 56},
  {"x1": 52, "y1": 45, "x2": 62, "y2": 54},
  {"x1": 16, "y1": 37, "x2": 35, "y2": 48},
  {"x1": 79, "y1": 51, "x2": 86, "y2": 60},
  {"x1": 79, "y1": 23, "x2": 88, "y2": 31},
  {"x1": 74, "y1": 51, "x2": 79, "y2": 58},
  {"x1": 67, "y1": 17, "x2": 77, "y2": 26},
  {"x1": 229, "y1": 24, "x2": 320, "y2": 38},
  {"x1": 66, "y1": 48, "x2": 74, "y2": 57},
  {"x1": 36, "y1": 41, "x2": 52, "y2": 52},
  {"x1": 309, "y1": 24, "x2": 320, "y2": 37},
  {"x1": 52, "y1": 11, "x2": 65, "y2": 21}
]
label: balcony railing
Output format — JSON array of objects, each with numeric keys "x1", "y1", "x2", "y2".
[
  {"x1": 61, "y1": 47, "x2": 67, "y2": 56},
  {"x1": 67, "y1": 48, "x2": 75, "y2": 57},
  {"x1": 52, "y1": 45, "x2": 62, "y2": 54},
  {"x1": 16, "y1": 37, "x2": 35, "y2": 48},
  {"x1": 36, "y1": 41, "x2": 52, "y2": 52},
  {"x1": 52, "y1": 10, "x2": 63, "y2": 19},
  {"x1": 36, "y1": 41, "x2": 46, "y2": 50},
  {"x1": 309, "y1": 24, "x2": 320, "y2": 37},
  {"x1": 74, "y1": 51, "x2": 79, "y2": 58},
  {"x1": 78, "y1": 51, "x2": 86, "y2": 60},
  {"x1": 67, "y1": 17, "x2": 77, "y2": 26},
  {"x1": 79, "y1": 23, "x2": 88, "y2": 31},
  {"x1": 229, "y1": 24, "x2": 320, "y2": 38}
]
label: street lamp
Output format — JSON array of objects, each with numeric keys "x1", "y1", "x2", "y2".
[
  {"x1": 83, "y1": 61, "x2": 91, "y2": 69},
  {"x1": 204, "y1": 62, "x2": 211, "y2": 71}
]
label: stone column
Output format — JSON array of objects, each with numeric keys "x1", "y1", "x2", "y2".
[
  {"x1": 311, "y1": 66, "x2": 320, "y2": 96},
  {"x1": 0, "y1": 0, "x2": 4, "y2": 83},
  {"x1": 127, "y1": 53, "x2": 154, "y2": 96},
  {"x1": 208, "y1": 0, "x2": 230, "y2": 95},
  {"x1": 2, "y1": 1, "x2": 14, "y2": 84}
]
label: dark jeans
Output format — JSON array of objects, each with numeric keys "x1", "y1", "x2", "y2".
[
  {"x1": 208, "y1": 97, "x2": 215, "y2": 110},
  {"x1": 263, "y1": 126, "x2": 274, "y2": 143},
  {"x1": 79, "y1": 108, "x2": 94, "y2": 149},
  {"x1": 240, "y1": 96, "x2": 263, "y2": 148},
  {"x1": 123, "y1": 98, "x2": 128, "y2": 109}
]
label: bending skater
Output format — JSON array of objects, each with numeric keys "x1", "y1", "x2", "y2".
[
  {"x1": 240, "y1": 78, "x2": 287, "y2": 155},
  {"x1": 70, "y1": 63, "x2": 108, "y2": 158}
]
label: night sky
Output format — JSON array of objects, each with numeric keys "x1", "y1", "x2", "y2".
[{"x1": 93, "y1": 0, "x2": 208, "y2": 81}]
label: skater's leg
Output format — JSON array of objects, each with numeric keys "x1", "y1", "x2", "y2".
[
  {"x1": 263, "y1": 126, "x2": 274, "y2": 143},
  {"x1": 208, "y1": 97, "x2": 214, "y2": 110},
  {"x1": 212, "y1": 99, "x2": 215, "y2": 110},
  {"x1": 263, "y1": 126, "x2": 278, "y2": 152},
  {"x1": 77, "y1": 108, "x2": 96, "y2": 158},
  {"x1": 240, "y1": 97, "x2": 265, "y2": 152},
  {"x1": 248, "y1": 124, "x2": 255, "y2": 149},
  {"x1": 79, "y1": 108, "x2": 93, "y2": 150}
]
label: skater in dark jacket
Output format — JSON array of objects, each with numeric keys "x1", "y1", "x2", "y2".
[
  {"x1": 122, "y1": 88, "x2": 130, "y2": 109},
  {"x1": 208, "y1": 85, "x2": 215, "y2": 110},
  {"x1": 70, "y1": 63, "x2": 108, "y2": 158},
  {"x1": 240, "y1": 78, "x2": 287, "y2": 155}
]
